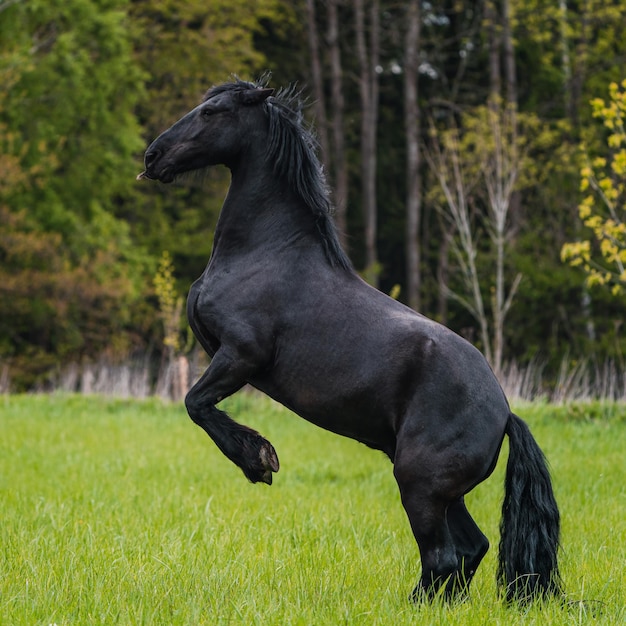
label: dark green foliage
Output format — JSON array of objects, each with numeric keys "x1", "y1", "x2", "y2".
[{"x1": 0, "y1": 0, "x2": 152, "y2": 388}]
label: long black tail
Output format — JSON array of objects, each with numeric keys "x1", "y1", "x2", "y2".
[{"x1": 497, "y1": 413, "x2": 562, "y2": 603}]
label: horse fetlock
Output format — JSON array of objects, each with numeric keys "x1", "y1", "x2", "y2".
[{"x1": 411, "y1": 569, "x2": 468, "y2": 604}]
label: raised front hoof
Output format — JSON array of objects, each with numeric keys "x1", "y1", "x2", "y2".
[{"x1": 241, "y1": 435, "x2": 279, "y2": 485}]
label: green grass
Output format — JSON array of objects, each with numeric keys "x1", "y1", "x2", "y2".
[{"x1": 1, "y1": 394, "x2": 624, "y2": 625}]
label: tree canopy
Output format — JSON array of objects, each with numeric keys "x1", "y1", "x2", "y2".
[{"x1": 1, "y1": 0, "x2": 626, "y2": 390}]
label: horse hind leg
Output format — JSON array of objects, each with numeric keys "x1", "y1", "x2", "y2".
[
  {"x1": 445, "y1": 498, "x2": 490, "y2": 597},
  {"x1": 393, "y1": 451, "x2": 460, "y2": 601},
  {"x1": 393, "y1": 439, "x2": 492, "y2": 602}
]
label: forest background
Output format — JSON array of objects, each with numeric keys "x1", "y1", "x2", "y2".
[{"x1": 1, "y1": 0, "x2": 625, "y2": 396}]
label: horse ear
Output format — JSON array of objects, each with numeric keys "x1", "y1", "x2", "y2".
[{"x1": 239, "y1": 88, "x2": 274, "y2": 105}]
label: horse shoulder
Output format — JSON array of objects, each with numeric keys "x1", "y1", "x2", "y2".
[{"x1": 188, "y1": 261, "x2": 281, "y2": 362}]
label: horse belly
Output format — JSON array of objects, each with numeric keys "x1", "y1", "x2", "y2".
[{"x1": 249, "y1": 339, "x2": 402, "y2": 455}]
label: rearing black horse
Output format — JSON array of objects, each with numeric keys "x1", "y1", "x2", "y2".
[{"x1": 138, "y1": 77, "x2": 561, "y2": 603}]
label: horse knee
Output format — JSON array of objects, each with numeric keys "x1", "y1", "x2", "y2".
[
  {"x1": 184, "y1": 388, "x2": 208, "y2": 425},
  {"x1": 184, "y1": 390, "x2": 227, "y2": 432}
]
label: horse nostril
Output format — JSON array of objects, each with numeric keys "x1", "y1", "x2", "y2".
[{"x1": 145, "y1": 148, "x2": 161, "y2": 168}]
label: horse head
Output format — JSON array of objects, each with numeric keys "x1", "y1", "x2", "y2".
[{"x1": 137, "y1": 82, "x2": 274, "y2": 183}]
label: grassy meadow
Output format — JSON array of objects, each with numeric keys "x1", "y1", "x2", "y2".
[{"x1": 1, "y1": 393, "x2": 624, "y2": 625}]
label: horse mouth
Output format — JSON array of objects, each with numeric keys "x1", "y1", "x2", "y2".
[{"x1": 136, "y1": 168, "x2": 175, "y2": 184}]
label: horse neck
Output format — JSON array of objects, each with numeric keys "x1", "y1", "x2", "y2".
[{"x1": 213, "y1": 156, "x2": 317, "y2": 256}]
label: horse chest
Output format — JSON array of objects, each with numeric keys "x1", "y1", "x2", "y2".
[{"x1": 189, "y1": 264, "x2": 279, "y2": 342}]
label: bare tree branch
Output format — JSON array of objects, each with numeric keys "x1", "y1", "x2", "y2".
[{"x1": 425, "y1": 103, "x2": 525, "y2": 377}]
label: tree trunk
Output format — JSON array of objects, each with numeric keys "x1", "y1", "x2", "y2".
[
  {"x1": 305, "y1": 0, "x2": 329, "y2": 163},
  {"x1": 570, "y1": 3, "x2": 589, "y2": 128},
  {"x1": 499, "y1": 0, "x2": 520, "y2": 376},
  {"x1": 557, "y1": 0, "x2": 572, "y2": 118},
  {"x1": 502, "y1": 0, "x2": 516, "y2": 108},
  {"x1": 327, "y1": 0, "x2": 349, "y2": 249},
  {"x1": 485, "y1": 0, "x2": 501, "y2": 104},
  {"x1": 355, "y1": 0, "x2": 380, "y2": 286},
  {"x1": 404, "y1": 0, "x2": 421, "y2": 310},
  {"x1": 502, "y1": 0, "x2": 521, "y2": 233}
]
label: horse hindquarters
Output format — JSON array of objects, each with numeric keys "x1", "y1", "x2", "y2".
[{"x1": 497, "y1": 413, "x2": 561, "y2": 603}]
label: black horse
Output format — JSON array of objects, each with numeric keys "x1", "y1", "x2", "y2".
[{"x1": 138, "y1": 77, "x2": 561, "y2": 603}]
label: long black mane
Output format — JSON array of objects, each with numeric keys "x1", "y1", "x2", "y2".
[{"x1": 204, "y1": 78, "x2": 352, "y2": 272}]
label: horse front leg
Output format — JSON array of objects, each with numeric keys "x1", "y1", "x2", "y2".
[{"x1": 184, "y1": 347, "x2": 279, "y2": 484}]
